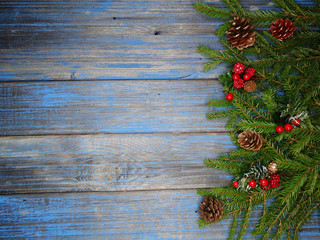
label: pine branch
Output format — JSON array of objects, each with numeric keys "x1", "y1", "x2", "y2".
[
  {"x1": 238, "y1": 203, "x2": 252, "y2": 240},
  {"x1": 194, "y1": 1, "x2": 232, "y2": 19},
  {"x1": 227, "y1": 210, "x2": 240, "y2": 240}
]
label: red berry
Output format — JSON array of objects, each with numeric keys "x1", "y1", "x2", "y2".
[
  {"x1": 233, "y1": 79, "x2": 244, "y2": 89},
  {"x1": 284, "y1": 123, "x2": 293, "y2": 131},
  {"x1": 259, "y1": 179, "x2": 269, "y2": 187},
  {"x1": 293, "y1": 118, "x2": 301, "y2": 125},
  {"x1": 233, "y1": 181, "x2": 238, "y2": 188},
  {"x1": 243, "y1": 74, "x2": 251, "y2": 81},
  {"x1": 233, "y1": 62, "x2": 245, "y2": 74},
  {"x1": 248, "y1": 180, "x2": 257, "y2": 188},
  {"x1": 232, "y1": 74, "x2": 240, "y2": 81},
  {"x1": 245, "y1": 67, "x2": 255, "y2": 77},
  {"x1": 276, "y1": 126, "x2": 284, "y2": 133},
  {"x1": 226, "y1": 93, "x2": 234, "y2": 101}
]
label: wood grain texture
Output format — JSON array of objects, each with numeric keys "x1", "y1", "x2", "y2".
[
  {"x1": 0, "y1": 80, "x2": 227, "y2": 136},
  {"x1": 0, "y1": 133, "x2": 235, "y2": 193},
  {"x1": 0, "y1": 0, "x2": 289, "y2": 81},
  {"x1": 0, "y1": 190, "x2": 319, "y2": 240}
]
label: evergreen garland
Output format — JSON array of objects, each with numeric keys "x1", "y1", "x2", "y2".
[{"x1": 195, "y1": 0, "x2": 320, "y2": 239}]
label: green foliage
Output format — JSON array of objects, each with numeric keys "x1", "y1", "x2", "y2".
[{"x1": 195, "y1": 0, "x2": 320, "y2": 239}]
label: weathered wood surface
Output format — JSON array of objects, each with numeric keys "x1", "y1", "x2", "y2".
[
  {"x1": 0, "y1": 133, "x2": 234, "y2": 193},
  {"x1": 0, "y1": 0, "x2": 319, "y2": 239},
  {"x1": 0, "y1": 0, "x2": 287, "y2": 81},
  {"x1": 1, "y1": 190, "x2": 319, "y2": 240},
  {"x1": 0, "y1": 80, "x2": 227, "y2": 136}
]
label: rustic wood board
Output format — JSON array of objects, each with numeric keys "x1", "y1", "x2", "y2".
[
  {"x1": 1, "y1": 0, "x2": 318, "y2": 239},
  {"x1": 0, "y1": 133, "x2": 235, "y2": 193},
  {"x1": 0, "y1": 190, "x2": 319, "y2": 240},
  {"x1": 0, "y1": 80, "x2": 227, "y2": 136},
  {"x1": 0, "y1": 0, "x2": 291, "y2": 81}
]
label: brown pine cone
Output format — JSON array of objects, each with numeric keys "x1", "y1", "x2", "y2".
[
  {"x1": 238, "y1": 131, "x2": 263, "y2": 151},
  {"x1": 199, "y1": 197, "x2": 223, "y2": 223},
  {"x1": 268, "y1": 162, "x2": 278, "y2": 174},
  {"x1": 270, "y1": 19, "x2": 296, "y2": 40},
  {"x1": 226, "y1": 17, "x2": 257, "y2": 50},
  {"x1": 244, "y1": 80, "x2": 257, "y2": 92}
]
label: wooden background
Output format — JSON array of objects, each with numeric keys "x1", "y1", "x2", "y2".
[{"x1": 0, "y1": 0, "x2": 319, "y2": 239}]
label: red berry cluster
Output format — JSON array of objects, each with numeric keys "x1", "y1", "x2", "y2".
[
  {"x1": 276, "y1": 118, "x2": 300, "y2": 133},
  {"x1": 269, "y1": 174, "x2": 280, "y2": 188},
  {"x1": 232, "y1": 63, "x2": 255, "y2": 89}
]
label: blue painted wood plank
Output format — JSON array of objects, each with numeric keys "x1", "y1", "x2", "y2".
[
  {"x1": 0, "y1": 190, "x2": 318, "y2": 239},
  {"x1": 0, "y1": 133, "x2": 235, "y2": 193},
  {"x1": 2, "y1": 0, "x2": 315, "y2": 81},
  {"x1": 0, "y1": 80, "x2": 227, "y2": 136}
]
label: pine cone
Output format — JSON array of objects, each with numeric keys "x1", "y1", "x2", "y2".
[
  {"x1": 268, "y1": 162, "x2": 278, "y2": 174},
  {"x1": 238, "y1": 131, "x2": 263, "y2": 151},
  {"x1": 226, "y1": 17, "x2": 257, "y2": 50},
  {"x1": 270, "y1": 19, "x2": 296, "y2": 40},
  {"x1": 199, "y1": 197, "x2": 223, "y2": 223},
  {"x1": 244, "y1": 80, "x2": 257, "y2": 92}
]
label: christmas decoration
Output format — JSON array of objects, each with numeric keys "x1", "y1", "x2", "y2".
[
  {"x1": 259, "y1": 178, "x2": 269, "y2": 187},
  {"x1": 292, "y1": 118, "x2": 301, "y2": 125},
  {"x1": 269, "y1": 174, "x2": 280, "y2": 188},
  {"x1": 195, "y1": 0, "x2": 320, "y2": 239},
  {"x1": 243, "y1": 74, "x2": 250, "y2": 81},
  {"x1": 226, "y1": 17, "x2": 257, "y2": 50},
  {"x1": 243, "y1": 80, "x2": 256, "y2": 92},
  {"x1": 232, "y1": 73, "x2": 240, "y2": 81},
  {"x1": 270, "y1": 18, "x2": 296, "y2": 40},
  {"x1": 233, "y1": 78, "x2": 244, "y2": 89},
  {"x1": 276, "y1": 126, "x2": 284, "y2": 133},
  {"x1": 232, "y1": 164, "x2": 269, "y2": 192},
  {"x1": 238, "y1": 131, "x2": 263, "y2": 151},
  {"x1": 267, "y1": 162, "x2": 278, "y2": 174},
  {"x1": 199, "y1": 197, "x2": 223, "y2": 223},
  {"x1": 232, "y1": 62, "x2": 245, "y2": 74},
  {"x1": 226, "y1": 93, "x2": 233, "y2": 101},
  {"x1": 245, "y1": 67, "x2": 255, "y2": 77},
  {"x1": 231, "y1": 64, "x2": 257, "y2": 91},
  {"x1": 248, "y1": 180, "x2": 257, "y2": 187},
  {"x1": 232, "y1": 181, "x2": 238, "y2": 188},
  {"x1": 284, "y1": 123, "x2": 293, "y2": 131}
]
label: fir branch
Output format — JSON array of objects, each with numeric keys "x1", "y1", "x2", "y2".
[
  {"x1": 198, "y1": 218, "x2": 212, "y2": 228},
  {"x1": 228, "y1": 210, "x2": 240, "y2": 240},
  {"x1": 261, "y1": 199, "x2": 291, "y2": 240},
  {"x1": 238, "y1": 203, "x2": 252, "y2": 240},
  {"x1": 206, "y1": 109, "x2": 236, "y2": 119},
  {"x1": 222, "y1": 0, "x2": 238, "y2": 16},
  {"x1": 197, "y1": 188, "x2": 212, "y2": 197},
  {"x1": 216, "y1": 21, "x2": 231, "y2": 37},
  {"x1": 204, "y1": 158, "x2": 249, "y2": 175},
  {"x1": 294, "y1": 201, "x2": 320, "y2": 237},
  {"x1": 194, "y1": 1, "x2": 232, "y2": 19},
  {"x1": 208, "y1": 98, "x2": 233, "y2": 108},
  {"x1": 197, "y1": 45, "x2": 241, "y2": 70},
  {"x1": 236, "y1": 120, "x2": 276, "y2": 134}
]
